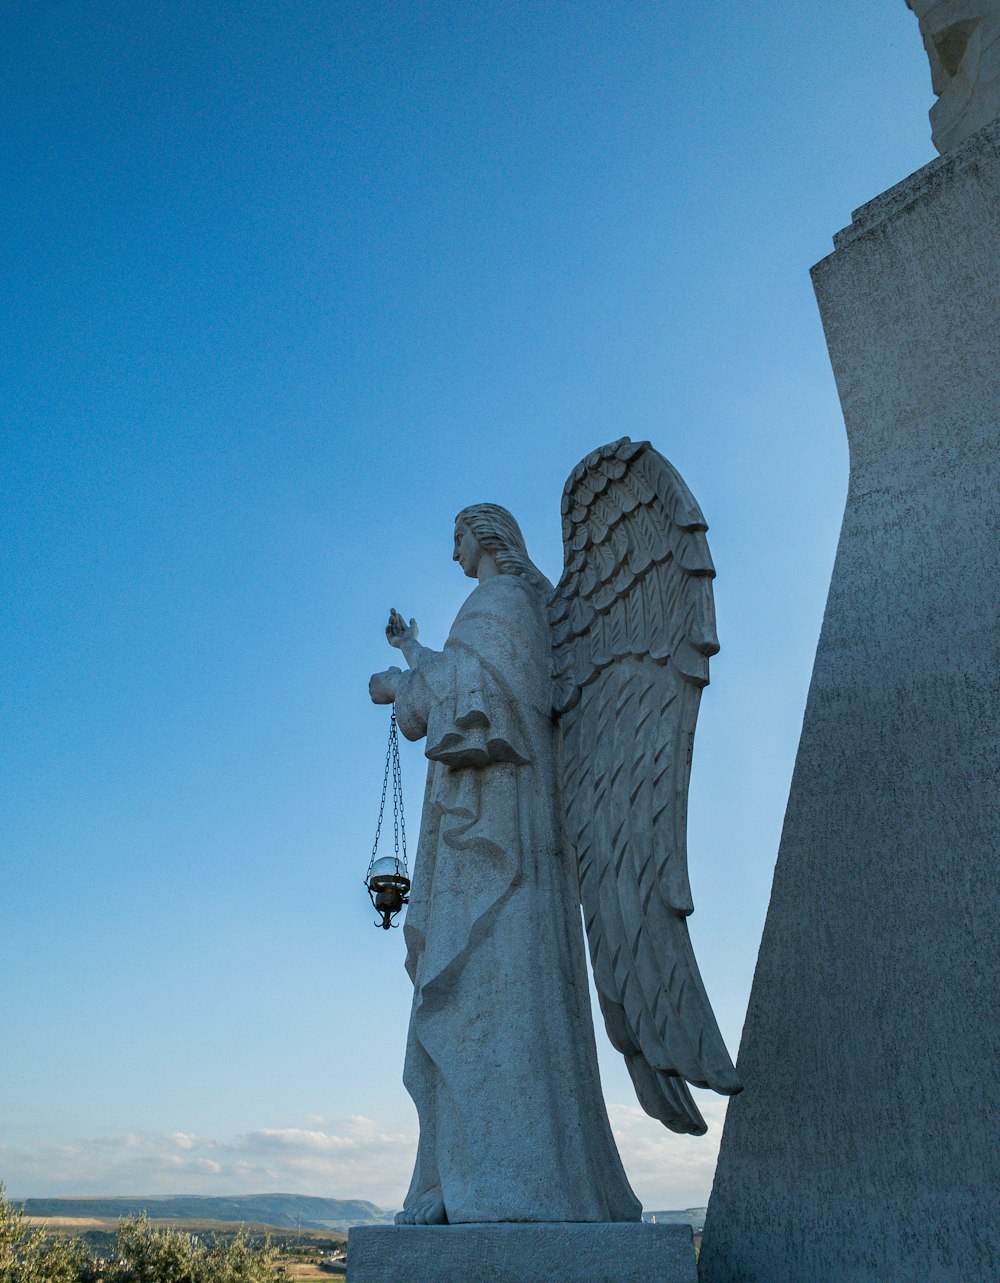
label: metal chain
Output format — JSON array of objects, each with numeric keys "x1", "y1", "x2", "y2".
[
  {"x1": 367, "y1": 712, "x2": 394, "y2": 877},
  {"x1": 394, "y1": 721, "x2": 407, "y2": 865},
  {"x1": 367, "y1": 708, "x2": 408, "y2": 878},
  {"x1": 390, "y1": 711, "x2": 408, "y2": 872},
  {"x1": 391, "y1": 728, "x2": 401, "y2": 864}
]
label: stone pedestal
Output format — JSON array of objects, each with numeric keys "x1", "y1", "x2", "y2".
[
  {"x1": 700, "y1": 118, "x2": 1000, "y2": 1282},
  {"x1": 347, "y1": 1221, "x2": 696, "y2": 1282}
]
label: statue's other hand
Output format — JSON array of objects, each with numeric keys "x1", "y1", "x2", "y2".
[
  {"x1": 369, "y1": 667, "x2": 403, "y2": 705},
  {"x1": 386, "y1": 607, "x2": 419, "y2": 650}
]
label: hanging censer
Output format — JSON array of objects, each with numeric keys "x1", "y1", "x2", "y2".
[{"x1": 365, "y1": 707, "x2": 411, "y2": 929}]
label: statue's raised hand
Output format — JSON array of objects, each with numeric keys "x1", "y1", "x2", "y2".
[
  {"x1": 385, "y1": 607, "x2": 429, "y2": 670},
  {"x1": 386, "y1": 608, "x2": 418, "y2": 649}
]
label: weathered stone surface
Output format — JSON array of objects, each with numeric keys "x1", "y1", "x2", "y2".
[
  {"x1": 347, "y1": 1221, "x2": 697, "y2": 1283},
  {"x1": 700, "y1": 117, "x2": 1000, "y2": 1282},
  {"x1": 906, "y1": 0, "x2": 1000, "y2": 152}
]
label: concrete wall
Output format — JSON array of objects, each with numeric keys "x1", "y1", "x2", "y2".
[{"x1": 700, "y1": 118, "x2": 1000, "y2": 1282}]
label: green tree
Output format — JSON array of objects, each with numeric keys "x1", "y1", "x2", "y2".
[
  {"x1": 103, "y1": 1216, "x2": 198, "y2": 1283},
  {"x1": 0, "y1": 1188, "x2": 281, "y2": 1283},
  {"x1": 104, "y1": 1216, "x2": 281, "y2": 1283},
  {"x1": 0, "y1": 1184, "x2": 93, "y2": 1283},
  {"x1": 197, "y1": 1231, "x2": 279, "y2": 1283},
  {"x1": 0, "y1": 1182, "x2": 45, "y2": 1283},
  {"x1": 30, "y1": 1237, "x2": 93, "y2": 1283}
]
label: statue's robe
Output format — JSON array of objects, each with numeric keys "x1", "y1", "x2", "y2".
[{"x1": 394, "y1": 572, "x2": 640, "y2": 1223}]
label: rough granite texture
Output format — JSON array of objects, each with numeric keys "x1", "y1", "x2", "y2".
[
  {"x1": 700, "y1": 117, "x2": 1000, "y2": 1282},
  {"x1": 346, "y1": 1222, "x2": 697, "y2": 1283}
]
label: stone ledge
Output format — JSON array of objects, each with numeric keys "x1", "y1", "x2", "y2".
[
  {"x1": 347, "y1": 1221, "x2": 696, "y2": 1282},
  {"x1": 816, "y1": 115, "x2": 1000, "y2": 259}
]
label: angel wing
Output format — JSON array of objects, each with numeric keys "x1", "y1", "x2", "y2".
[{"x1": 549, "y1": 437, "x2": 741, "y2": 1135}]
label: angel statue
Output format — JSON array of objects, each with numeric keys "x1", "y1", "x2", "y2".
[{"x1": 367, "y1": 438, "x2": 741, "y2": 1226}]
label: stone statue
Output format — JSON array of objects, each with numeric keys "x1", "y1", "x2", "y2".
[
  {"x1": 906, "y1": 0, "x2": 1000, "y2": 151},
  {"x1": 368, "y1": 438, "x2": 741, "y2": 1226}
]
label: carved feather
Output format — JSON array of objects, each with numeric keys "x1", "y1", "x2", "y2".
[{"x1": 550, "y1": 438, "x2": 740, "y2": 1134}]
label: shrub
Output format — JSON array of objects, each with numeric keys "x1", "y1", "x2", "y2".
[{"x1": 0, "y1": 1188, "x2": 281, "y2": 1283}]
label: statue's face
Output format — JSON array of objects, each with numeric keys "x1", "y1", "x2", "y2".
[{"x1": 453, "y1": 520, "x2": 483, "y2": 579}]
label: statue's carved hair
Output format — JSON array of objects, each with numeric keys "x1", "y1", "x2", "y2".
[{"x1": 456, "y1": 503, "x2": 553, "y2": 597}]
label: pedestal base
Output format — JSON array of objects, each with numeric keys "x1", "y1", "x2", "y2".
[{"x1": 346, "y1": 1222, "x2": 697, "y2": 1282}]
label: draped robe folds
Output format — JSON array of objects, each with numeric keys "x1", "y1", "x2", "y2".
[{"x1": 393, "y1": 573, "x2": 641, "y2": 1224}]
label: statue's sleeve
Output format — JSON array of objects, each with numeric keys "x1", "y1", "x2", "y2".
[
  {"x1": 392, "y1": 657, "x2": 438, "y2": 745},
  {"x1": 394, "y1": 593, "x2": 535, "y2": 769}
]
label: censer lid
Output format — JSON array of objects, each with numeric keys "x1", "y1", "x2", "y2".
[{"x1": 369, "y1": 855, "x2": 408, "y2": 882}]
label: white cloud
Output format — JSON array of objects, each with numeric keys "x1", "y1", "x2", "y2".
[
  {"x1": 0, "y1": 1117, "x2": 417, "y2": 1209},
  {"x1": 248, "y1": 1128, "x2": 356, "y2": 1152},
  {"x1": 0, "y1": 1100, "x2": 727, "y2": 1213},
  {"x1": 608, "y1": 1093, "x2": 729, "y2": 1210}
]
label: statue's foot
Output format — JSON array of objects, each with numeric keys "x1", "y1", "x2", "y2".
[{"x1": 395, "y1": 1188, "x2": 446, "y2": 1225}]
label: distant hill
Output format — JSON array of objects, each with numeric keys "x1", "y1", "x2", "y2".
[
  {"x1": 642, "y1": 1207, "x2": 707, "y2": 1230},
  {"x1": 24, "y1": 1194, "x2": 705, "y2": 1234},
  {"x1": 21, "y1": 1194, "x2": 392, "y2": 1233}
]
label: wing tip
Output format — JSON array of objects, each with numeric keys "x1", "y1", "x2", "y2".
[{"x1": 625, "y1": 1055, "x2": 710, "y2": 1135}]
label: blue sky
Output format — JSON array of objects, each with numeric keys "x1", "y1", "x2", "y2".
[{"x1": 1, "y1": 1, "x2": 934, "y2": 1209}]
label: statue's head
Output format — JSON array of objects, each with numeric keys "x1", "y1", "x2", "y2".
[
  {"x1": 905, "y1": 0, "x2": 1000, "y2": 152},
  {"x1": 454, "y1": 503, "x2": 552, "y2": 595}
]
